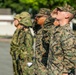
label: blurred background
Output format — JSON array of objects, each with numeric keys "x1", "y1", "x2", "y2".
[
  {"x1": 0, "y1": 0, "x2": 76, "y2": 37},
  {"x1": 0, "y1": 0, "x2": 76, "y2": 75}
]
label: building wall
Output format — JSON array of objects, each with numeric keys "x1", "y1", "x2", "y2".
[
  {"x1": 0, "y1": 22, "x2": 16, "y2": 36},
  {"x1": 0, "y1": 14, "x2": 16, "y2": 36}
]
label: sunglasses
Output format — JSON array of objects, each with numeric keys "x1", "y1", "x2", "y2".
[
  {"x1": 57, "y1": 8, "x2": 63, "y2": 11},
  {"x1": 36, "y1": 16, "x2": 43, "y2": 18}
]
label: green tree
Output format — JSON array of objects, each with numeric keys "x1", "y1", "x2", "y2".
[{"x1": 0, "y1": 0, "x2": 76, "y2": 14}]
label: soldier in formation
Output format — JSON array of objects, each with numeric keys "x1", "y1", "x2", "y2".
[
  {"x1": 33, "y1": 8, "x2": 53, "y2": 75},
  {"x1": 10, "y1": 12, "x2": 34, "y2": 75},
  {"x1": 47, "y1": 5, "x2": 76, "y2": 75},
  {"x1": 10, "y1": 14, "x2": 24, "y2": 75}
]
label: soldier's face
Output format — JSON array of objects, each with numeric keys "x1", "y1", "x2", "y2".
[
  {"x1": 56, "y1": 11, "x2": 73, "y2": 20},
  {"x1": 14, "y1": 19, "x2": 19, "y2": 27},
  {"x1": 56, "y1": 11, "x2": 66, "y2": 20},
  {"x1": 36, "y1": 16, "x2": 47, "y2": 25},
  {"x1": 19, "y1": 25, "x2": 24, "y2": 29}
]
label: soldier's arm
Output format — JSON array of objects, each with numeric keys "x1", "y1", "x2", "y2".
[
  {"x1": 61, "y1": 29, "x2": 76, "y2": 69},
  {"x1": 25, "y1": 33, "x2": 33, "y2": 50},
  {"x1": 25, "y1": 33, "x2": 33, "y2": 61}
]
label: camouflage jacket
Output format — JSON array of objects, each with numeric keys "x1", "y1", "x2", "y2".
[
  {"x1": 10, "y1": 29, "x2": 21, "y2": 55},
  {"x1": 18, "y1": 29, "x2": 34, "y2": 62},
  {"x1": 47, "y1": 24, "x2": 76, "y2": 73},
  {"x1": 34, "y1": 16, "x2": 55, "y2": 66},
  {"x1": 42, "y1": 16, "x2": 55, "y2": 54},
  {"x1": 35, "y1": 26, "x2": 45, "y2": 59}
]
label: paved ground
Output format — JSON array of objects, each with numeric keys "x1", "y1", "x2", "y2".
[{"x1": 0, "y1": 39, "x2": 13, "y2": 75}]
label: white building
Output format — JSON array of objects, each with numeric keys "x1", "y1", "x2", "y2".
[
  {"x1": 0, "y1": 15, "x2": 16, "y2": 36},
  {"x1": 0, "y1": 9, "x2": 16, "y2": 36}
]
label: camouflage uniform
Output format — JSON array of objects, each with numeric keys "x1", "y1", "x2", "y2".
[
  {"x1": 10, "y1": 14, "x2": 21, "y2": 75},
  {"x1": 42, "y1": 16, "x2": 55, "y2": 67},
  {"x1": 47, "y1": 20, "x2": 76, "y2": 75},
  {"x1": 34, "y1": 8, "x2": 52, "y2": 75},
  {"x1": 18, "y1": 17, "x2": 34, "y2": 75},
  {"x1": 10, "y1": 12, "x2": 31, "y2": 75}
]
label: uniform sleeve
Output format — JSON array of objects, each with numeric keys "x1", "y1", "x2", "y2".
[
  {"x1": 61, "y1": 29, "x2": 76, "y2": 69},
  {"x1": 18, "y1": 32, "x2": 34, "y2": 62},
  {"x1": 10, "y1": 29, "x2": 20, "y2": 55},
  {"x1": 25, "y1": 33, "x2": 33, "y2": 52},
  {"x1": 24, "y1": 33, "x2": 33, "y2": 61}
]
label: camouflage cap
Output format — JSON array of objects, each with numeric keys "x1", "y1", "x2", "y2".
[
  {"x1": 57, "y1": 5, "x2": 76, "y2": 15},
  {"x1": 19, "y1": 11, "x2": 31, "y2": 19},
  {"x1": 14, "y1": 14, "x2": 20, "y2": 20},
  {"x1": 36, "y1": 8, "x2": 51, "y2": 16},
  {"x1": 19, "y1": 17, "x2": 32, "y2": 27}
]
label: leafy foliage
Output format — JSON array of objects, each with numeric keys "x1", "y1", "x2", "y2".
[{"x1": 0, "y1": 0, "x2": 76, "y2": 15}]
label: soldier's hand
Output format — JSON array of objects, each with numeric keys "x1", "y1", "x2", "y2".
[
  {"x1": 62, "y1": 72, "x2": 68, "y2": 75},
  {"x1": 51, "y1": 8, "x2": 58, "y2": 18},
  {"x1": 53, "y1": 19, "x2": 60, "y2": 26},
  {"x1": 62, "y1": 74, "x2": 68, "y2": 75}
]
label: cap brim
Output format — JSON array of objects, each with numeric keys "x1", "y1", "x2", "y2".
[
  {"x1": 56, "y1": 7, "x2": 64, "y2": 11},
  {"x1": 36, "y1": 13, "x2": 44, "y2": 16}
]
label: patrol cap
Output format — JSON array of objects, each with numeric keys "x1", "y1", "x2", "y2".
[
  {"x1": 19, "y1": 11, "x2": 31, "y2": 19},
  {"x1": 19, "y1": 17, "x2": 32, "y2": 27},
  {"x1": 14, "y1": 14, "x2": 20, "y2": 20},
  {"x1": 57, "y1": 5, "x2": 76, "y2": 15},
  {"x1": 36, "y1": 8, "x2": 51, "y2": 16}
]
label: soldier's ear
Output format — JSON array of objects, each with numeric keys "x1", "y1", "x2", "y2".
[
  {"x1": 65, "y1": 14, "x2": 69, "y2": 19},
  {"x1": 65, "y1": 12, "x2": 73, "y2": 19}
]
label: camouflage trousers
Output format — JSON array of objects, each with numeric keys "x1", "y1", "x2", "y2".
[
  {"x1": 12, "y1": 58, "x2": 19, "y2": 75},
  {"x1": 11, "y1": 51, "x2": 20, "y2": 75}
]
